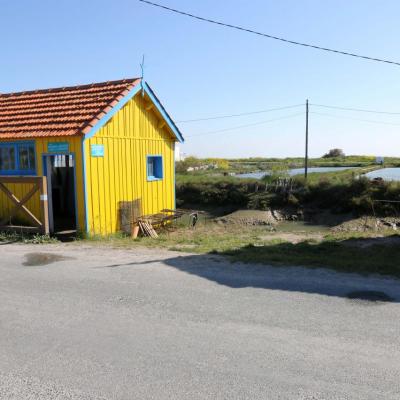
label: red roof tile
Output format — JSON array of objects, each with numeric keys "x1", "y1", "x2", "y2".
[{"x1": 0, "y1": 78, "x2": 141, "y2": 139}]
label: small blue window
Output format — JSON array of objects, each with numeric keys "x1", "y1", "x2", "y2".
[
  {"x1": 147, "y1": 155, "x2": 163, "y2": 181},
  {"x1": 0, "y1": 141, "x2": 36, "y2": 175}
]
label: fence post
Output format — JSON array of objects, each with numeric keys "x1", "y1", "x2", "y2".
[{"x1": 39, "y1": 176, "x2": 50, "y2": 235}]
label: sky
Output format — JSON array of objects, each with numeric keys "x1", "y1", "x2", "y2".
[{"x1": 1, "y1": 0, "x2": 400, "y2": 158}]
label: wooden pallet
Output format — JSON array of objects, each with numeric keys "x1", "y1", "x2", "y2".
[{"x1": 138, "y1": 221, "x2": 158, "y2": 238}]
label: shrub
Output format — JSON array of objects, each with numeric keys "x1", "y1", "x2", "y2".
[
  {"x1": 176, "y1": 173, "x2": 400, "y2": 215},
  {"x1": 323, "y1": 148, "x2": 345, "y2": 158}
]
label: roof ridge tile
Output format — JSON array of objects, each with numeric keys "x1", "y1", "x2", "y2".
[{"x1": 0, "y1": 78, "x2": 140, "y2": 98}]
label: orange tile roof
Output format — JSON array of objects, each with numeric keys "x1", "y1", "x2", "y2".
[{"x1": 0, "y1": 78, "x2": 141, "y2": 139}]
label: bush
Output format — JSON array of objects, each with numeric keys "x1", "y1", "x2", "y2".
[
  {"x1": 323, "y1": 148, "x2": 345, "y2": 158},
  {"x1": 287, "y1": 193, "x2": 299, "y2": 207},
  {"x1": 176, "y1": 180, "x2": 249, "y2": 207},
  {"x1": 247, "y1": 193, "x2": 272, "y2": 210},
  {"x1": 176, "y1": 173, "x2": 400, "y2": 215}
]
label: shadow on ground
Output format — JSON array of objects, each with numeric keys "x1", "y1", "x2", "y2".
[
  {"x1": 219, "y1": 235, "x2": 400, "y2": 278},
  {"x1": 97, "y1": 236, "x2": 400, "y2": 303}
]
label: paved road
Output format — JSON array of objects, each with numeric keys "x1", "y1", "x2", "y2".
[{"x1": 0, "y1": 243, "x2": 399, "y2": 399}]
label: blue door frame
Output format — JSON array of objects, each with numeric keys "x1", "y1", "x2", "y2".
[{"x1": 42, "y1": 153, "x2": 79, "y2": 232}]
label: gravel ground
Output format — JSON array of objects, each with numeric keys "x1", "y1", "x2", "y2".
[{"x1": 0, "y1": 242, "x2": 400, "y2": 399}]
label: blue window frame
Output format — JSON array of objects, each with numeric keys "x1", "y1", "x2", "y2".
[
  {"x1": 0, "y1": 141, "x2": 36, "y2": 175},
  {"x1": 147, "y1": 155, "x2": 163, "y2": 181}
]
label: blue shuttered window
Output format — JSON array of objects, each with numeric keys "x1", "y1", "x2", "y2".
[
  {"x1": 0, "y1": 141, "x2": 36, "y2": 175},
  {"x1": 147, "y1": 155, "x2": 163, "y2": 181}
]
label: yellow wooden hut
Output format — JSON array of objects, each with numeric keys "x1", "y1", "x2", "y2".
[{"x1": 0, "y1": 78, "x2": 184, "y2": 235}]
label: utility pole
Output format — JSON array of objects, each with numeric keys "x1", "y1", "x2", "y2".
[{"x1": 304, "y1": 99, "x2": 309, "y2": 179}]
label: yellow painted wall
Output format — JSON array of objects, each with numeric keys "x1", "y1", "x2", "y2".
[
  {"x1": 0, "y1": 92, "x2": 177, "y2": 235},
  {"x1": 0, "y1": 137, "x2": 85, "y2": 230},
  {"x1": 84, "y1": 92, "x2": 176, "y2": 235}
]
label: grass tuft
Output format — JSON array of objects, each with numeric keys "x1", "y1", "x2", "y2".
[{"x1": 0, "y1": 231, "x2": 58, "y2": 244}]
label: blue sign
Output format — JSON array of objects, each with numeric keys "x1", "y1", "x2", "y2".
[
  {"x1": 91, "y1": 144, "x2": 105, "y2": 157},
  {"x1": 48, "y1": 142, "x2": 69, "y2": 153}
]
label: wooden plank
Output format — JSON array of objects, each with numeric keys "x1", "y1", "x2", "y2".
[
  {"x1": 0, "y1": 182, "x2": 42, "y2": 227},
  {"x1": 0, "y1": 176, "x2": 42, "y2": 185},
  {"x1": 138, "y1": 221, "x2": 147, "y2": 236},
  {"x1": 138, "y1": 221, "x2": 158, "y2": 238},
  {"x1": 39, "y1": 176, "x2": 50, "y2": 235},
  {"x1": 146, "y1": 222, "x2": 158, "y2": 238},
  {"x1": 0, "y1": 176, "x2": 49, "y2": 232},
  {"x1": 0, "y1": 182, "x2": 22, "y2": 204},
  {"x1": 0, "y1": 225, "x2": 39, "y2": 233}
]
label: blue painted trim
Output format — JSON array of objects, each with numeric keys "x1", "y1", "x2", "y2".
[
  {"x1": 79, "y1": 80, "x2": 184, "y2": 232},
  {"x1": 84, "y1": 81, "x2": 184, "y2": 143},
  {"x1": 72, "y1": 154, "x2": 79, "y2": 231},
  {"x1": 85, "y1": 85, "x2": 142, "y2": 140},
  {"x1": 146, "y1": 155, "x2": 163, "y2": 181},
  {"x1": 41, "y1": 154, "x2": 52, "y2": 232},
  {"x1": 47, "y1": 142, "x2": 69, "y2": 153},
  {"x1": 0, "y1": 140, "x2": 37, "y2": 176},
  {"x1": 82, "y1": 84, "x2": 143, "y2": 232},
  {"x1": 81, "y1": 137, "x2": 89, "y2": 233},
  {"x1": 0, "y1": 170, "x2": 36, "y2": 176},
  {"x1": 147, "y1": 177, "x2": 162, "y2": 182},
  {"x1": 90, "y1": 144, "x2": 105, "y2": 157},
  {"x1": 142, "y1": 82, "x2": 184, "y2": 143},
  {"x1": 42, "y1": 152, "x2": 79, "y2": 231}
]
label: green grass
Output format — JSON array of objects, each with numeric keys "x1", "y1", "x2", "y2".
[
  {"x1": 228, "y1": 155, "x2": 379, "y2": 165},
  {"x1": 223, "y1": 238, "x2": 400, "y2": 278},
  {"x1": 176, "y1": 173, "x2": 257, "y2": 185},
  {"x1": 81, "y1": 222, "x2": 400, "y2": 279},
  {"x1": 83, "y1": 225, "x2": 267, "y2": 253},
  {"x1": 0, "y1": 231, "x2": 58, "y2": 244}
]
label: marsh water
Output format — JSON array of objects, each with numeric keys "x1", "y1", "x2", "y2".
[
  {"x1": 365, "y1": 168, "x2": 400, "y2": 181},
  {"x1": 238, "y1": 166, "x2": 400, "y2": 182},
  {"x1": 237, "y1": 167, "x2": 355, "y2": 179}
]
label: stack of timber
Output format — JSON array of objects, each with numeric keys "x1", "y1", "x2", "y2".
[
  {"x1": 137, "y1": 209, "x2": 204, "y2": 238},
  {"x1": 138, "y1": 220, "x2": 158, "y2": 238}
]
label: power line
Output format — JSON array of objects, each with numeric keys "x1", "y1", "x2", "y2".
[
  {"x1": 178, "y1": 102, "x2": 400, "y2": 125},
  {"x1": 181, "y1": 105, "x2": 400, "y2": 141},
  {"x1": 310, "y1": 111, "x2": 400, "y2": 126},
  {"x1": 138, "y1": 0, "x2": 400, "y2": 67},
  {"x1": 311, "y1": 103, "x2": 400, "y2": 115},
  {"x1": 186, "y1": 112, "x2": 304, "y2": 138},
  {"x1": 185, "y1": 109, "x2": 400, "y2": 140},
  {"x1": 176, "y1": 104, "x2": 304, "y2": 123}
]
